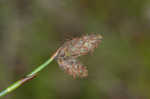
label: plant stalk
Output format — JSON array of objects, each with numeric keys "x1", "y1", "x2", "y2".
[{"x1": 0, "y1": 50, "x2": 59, "y2": 98}]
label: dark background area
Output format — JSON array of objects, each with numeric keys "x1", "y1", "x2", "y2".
[{"x1": 0, "y1": 0, "x2": 150, "y2": 99}]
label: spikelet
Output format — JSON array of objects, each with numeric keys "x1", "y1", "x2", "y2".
[
  {"x1": 56, "y1": 34, "x2": 102, "y2": 78},
  {"x1": 57, "y1": 58, "x2": 88, "y2": 78},
  {"x1": 57, "y1": 34, "x2": 102, "y2": 58}
]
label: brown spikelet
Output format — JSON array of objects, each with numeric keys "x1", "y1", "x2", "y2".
[
  {"x1": 57, "y1": 34, "x2": 102, "y2": 58},
  {"x1": 56, "y1": 34, "x2": 102, "y2": 78},
  {"x1": 57, "y1": 58, "x2": 88, "y2": 78}
]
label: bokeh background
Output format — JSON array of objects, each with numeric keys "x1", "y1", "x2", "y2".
[{"x1": 0, "y1": 0, "x2": 150, "y2": 99}]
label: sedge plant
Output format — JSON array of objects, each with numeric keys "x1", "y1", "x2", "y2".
[{"x1": 0, "y1": 34, "x2": 102, "y2": 98}]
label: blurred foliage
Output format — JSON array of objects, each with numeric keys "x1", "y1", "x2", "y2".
[{"x1": 0, "y1": 0, "x2": 150, "y2": 99}]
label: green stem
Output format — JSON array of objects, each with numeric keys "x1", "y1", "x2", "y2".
[{"x1": 0, "y1": 50, "x2": 59, "y2": 98}]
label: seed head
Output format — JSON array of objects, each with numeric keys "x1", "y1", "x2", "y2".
[
  {"x1": 56, "y1": 34, "x2": 102, "y2": 78},
  {"x1": 57, "y1": 34, "x2": 102, "y2": 58},
  {"x1": 57, "y1": 58, "x2": 88, "y2": 78}
]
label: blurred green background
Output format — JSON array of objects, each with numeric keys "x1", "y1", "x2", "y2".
[{"x1": 0, "y1": 0, "x2": 150, "y2": 99}]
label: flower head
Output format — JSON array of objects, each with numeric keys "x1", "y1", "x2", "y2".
[
  {"x1": 56, "y1": 34, "x2": 102, "y2": 78},
  {"x1": 57, "y1": 34, "x2": 102, "y2": 58},
  {"x1": 57, "y1": 58, "x2": 88, "y2": 78}
]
